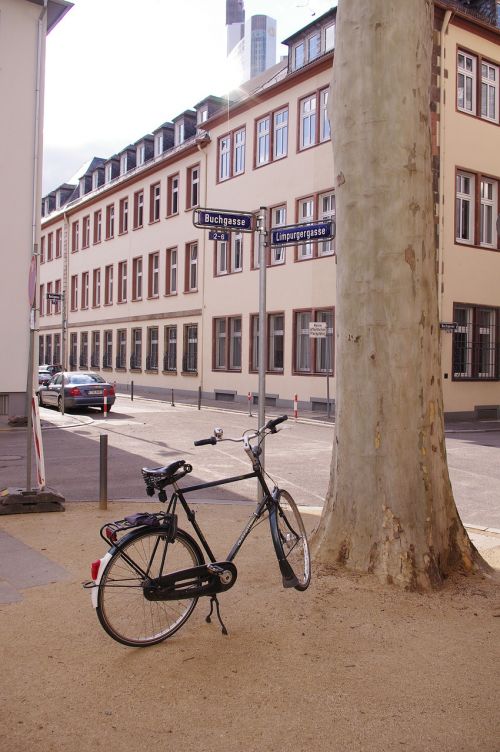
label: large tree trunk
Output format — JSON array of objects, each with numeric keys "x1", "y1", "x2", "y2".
[{"x1": 312, "y1": 0, "x2": 488, "y2": 590}]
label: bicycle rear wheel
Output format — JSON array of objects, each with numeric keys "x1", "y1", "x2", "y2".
[
  {"x1": 96, "y1": 528, "x2": 204, "y2": 647},
  {"x1": 271, "y1": 489, "x2": 311, "y2": 591}
]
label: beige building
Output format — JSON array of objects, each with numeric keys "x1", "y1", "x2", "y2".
[
  {"x1": 38, "y1": 2, "x2": 500, "y2": 419},
  {"x1": 0, "y1": 0, "x2": 71, "y2": 423}
]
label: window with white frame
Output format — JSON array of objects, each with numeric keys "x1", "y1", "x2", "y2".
[
  {"x1": 274, "y1": 108, "x2": 288, "y2": 159},
  {"x1": 91, "y1": 331, "x2": 100, "y2": 367},
  {"x1": 219, "y1": 136, "x2": 231, "y2": 181},
  {"x1": 455, "y1": 172, "x2": 475, "y2": 244},
  {"x1": 83, "y1": 216, "x2": 90, "y2": 248},
  {"x1": 105, "y1": 163, "x2": 113, "y2": 183},
  {"x1": 104, "y1": 265, "x2": 113, "y2": 305},
  {"x1": 80, "y1": 332, "x2": 88, "y2": 368},
  {"x1": 308, "y1": 32, "x2": 320, "y2": 61},
  {"x1": 146, "y1": 327, "x2": 159, "y2": 370},
  {"x1": 120, "y1": 154, "x2": 128, "y2": 175},
  {"x1": 154, "y1": 133, "x2": 163, "y2": 157},
  {"x1": 118, "y1": 261, "x2": 127, "y2": 303},
  {"x1": 93, "y1": 210, "x2": 102, "y2": 244},
  {"x1": 106, "y1": 204, "x2": 115, "y2": 239},
  {"x1": 93, "y1": 269, "x2": 101, "y2": 307},
  {"x1": 72, "y1": 221, "x2": 79, "y2": 252},
  {"x1": 166, "y1": 247, "x2": 178, "y2": 295},
  {"x1": 319, "y1": 192, "x2": 335, "y2": 255},
  {"x1": 53, "y1": 333, "x2": 61, "y2": 365},
  {"x1": 183, "y1": 324, "x2": 198, "y2": 372},
  {"x1": 70, "y1": 332, "x2": 77, "y2": 369},
  {"x1": 167, "y1": 174, "x2": 179, "y2": 215},
  {"x1": 175, "y1": 122, "x2": 185, "y2": 146},
  {"x1": 269, "y1": 313, "x2": 284, "y2": 372},
  {"x1": 150, "y1": 183, "x2": 161, "y2": 222},
  {"x1": 453, "y1": 304, "x2": 498, "y2": 379},
  {"x1": 229, "y1": 317, "x2": 242, "y2": 370},
  {"x1": 187, "y1": 242, "x2": 198, "y2": 291},
  {"x1": 92, "y1": 171, "x2": 100, "y2": 191},
  {"x1": 119, "y1": 198, "x2": 128, "y2": 234},
  {"x1": 137, "y1": 143, "x2": 145, "y2": 166},
  {"x1": 457, "y1": 51, "x2": 476, "y2": 114},
  {"x1": 481, "y1": 61, "x2": 499, "y2": 122},
  {"x1": 54, "y1": 279, "x2": 62, "y2": 314},
  {"x1": 480, "y1": 179, "x2": 497, "y2": 247},
  {"x1": 250, "y1": 315, "x2": 259, "y2": 371},
  {"x1": 132, "y1": 257, "x2": 143, "y2": 300},
  {"x1": 187, "y1": 165, "x2": 200, "y2": 209},
  {"x1": 320, "y1": 88, "x2": 331, "y2": 142},
  {"x1": 298, "y1": 198, "x2": 314, "y2": 258},
  {"x1": 133, "y1": 190, "x2": 144, "y2": 229},
  {"x1": 300, "y1": 95, "x2": 317, "y2": 149},
  {"x1": 271, "y1": 205, "x2": 287, "y2": 265},
  {"x1": 149, "y1": 252, "x2": 159, "y2": 297},
  {"x1": 232, "y1": 233, "x2": 243, "y2": 272},
  {"x1": 257, "y1": 116, "x2": 270, "y2": 166},
  {"x1": 131, "y1": 328, "x2": 142, "y2": 369},
  {"x1": 70, "y1": 275, "x2": 78, "y2": 311},
  {"x1": 164, "y1": 326, "x2": 177, "y2": 371},
  {"x1": 213, "y1": 317, "x2": 242, "y2": 371},
  {"x1": 56, "y1": 228, "x2": 62, "y2": 258},
  {"x1": 214, "y1": 318, "x2": 227, "y2": 369},
  {"x1": 103, "y1": 330, "x2": 112, "y2": 368},
  {"x1": 294, "y1": 308, "x2": 334, "y2": 374},
  {"x1": 116, "y1": 329, "x2": 126, "y2": 368},
  {"x1": 293, "y1": 42, "x2": 305, "y2": 70},
  {"x1": 216, "y1": 240, "x2": 229, "y2": 276},
  {"x1": 233, "y1": 128, "x2": 245, "y2": 175},
  {"x1": 81, "y1": 271, "x2": 89, "y2": 309},
  {"x1": 324, "y1": 23, "x2": 335, "y2": 51}
]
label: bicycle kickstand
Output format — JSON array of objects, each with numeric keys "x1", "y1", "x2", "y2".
[{"x1": 205, "y1": 595, "x2": 229, "y2": 636}]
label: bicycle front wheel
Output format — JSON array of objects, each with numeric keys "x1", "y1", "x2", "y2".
[
  {"x1": 271, "y1": 489, "x2": 311, "y2": 591},
  {"x1": 96, "y1": 528, "x2": 204, "y2": 647}
]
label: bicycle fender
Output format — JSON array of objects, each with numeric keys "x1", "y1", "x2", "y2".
[
  {"x1": 90, "y1": 552, "x2": 113, "y2": 608},
  {"x1": 269, "y1": 505, "x2": 300, "y2": 589}
]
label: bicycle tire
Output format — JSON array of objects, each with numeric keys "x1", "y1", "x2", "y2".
[
  {"x1": 96, "y1": 527, "x2": 204, "y2": 647},
  {"x1": 270, "y1": 489, "x2": 311, "y2": 591}
]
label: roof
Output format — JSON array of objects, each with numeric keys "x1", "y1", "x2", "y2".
[{"x1": 27, "y1": 0, "x2": 73, "y2": 33}]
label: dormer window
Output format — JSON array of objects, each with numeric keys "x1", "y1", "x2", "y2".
[
  {"x1": 175, "y1": 122, "x2": 185, "y2": 146},
  {"x1": 137, "y1": 143, "x2": 145, "y2": 166},
  {"x1": 308, "y1": 32, "x2": 320, "y2": 61},
  {"x1": 154, "y1": 133, "x2": 163, "y2": 157},
  {"x1": 197, "y1": 108, "x2": 208, "y2": 125},
  {"x1": 293, "y1": 42, "x2": 305, "y2": 70},
  {"x1": 324, "y1": 23, "x2": 335, "y2": 52},
  {"x1": 79, "y1": 178, "x2": 86, "y2": 198},
  {"x1": 120, "y1": 154, "x2": 128, "y2": 175},
  {"x1": 105, "y1": 164, "x2": 113, "y2": 183},
  {"x1": 92, "y1": 172, "x2": 99, "y2": 191},
  {"x1": 44, "y1": 198, "x2": 50, "y2": 215}
]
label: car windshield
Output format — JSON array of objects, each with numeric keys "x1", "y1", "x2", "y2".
[{"x1": 67, "y1": 374, "x2": 106, "y2": 385}]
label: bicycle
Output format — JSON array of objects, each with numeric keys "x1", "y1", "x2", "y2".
[{"x1": 85, "y1": 414, "x2": 311, "y2": 647}]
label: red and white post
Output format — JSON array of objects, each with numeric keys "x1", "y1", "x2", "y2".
[
  {"x1": 31, "y1": 397, "x2": 46, "y2": 490},
  {"x1": 248, "y1": 391, "x2": 252, "y2": 417},
  {"x1": 294, "y1": 393, "x2": 298, "y2": 421}
]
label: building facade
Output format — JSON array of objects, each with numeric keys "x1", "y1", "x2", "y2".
[
  {"x1": 39, "y1": 3, "x2": 500, "y2": 419},
  {"x1": 0, "y1": 0, "x2": 71, "y2": 423}
]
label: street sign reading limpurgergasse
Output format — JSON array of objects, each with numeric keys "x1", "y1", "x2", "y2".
[
  {"x1": 193, "y1": 208, "x2": 254, "y2": 233},
  {"x1": 271, "y1": 220, "x2": 335, "y2": 247}
]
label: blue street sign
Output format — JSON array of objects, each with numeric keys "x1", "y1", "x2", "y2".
[
  {"x1": 193, "y1": 207, "x2": 254, "y2": 233},
  {"x1": 209, "y1": 230, "x2": 230, "y2": 241},
  {"x1": 271, "y1": 220, "x2": 335, "y2": 247}
]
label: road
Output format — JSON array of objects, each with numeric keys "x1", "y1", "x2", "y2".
[{"x1": 1, "y1": 396, "x2": 499, "y2": 530}]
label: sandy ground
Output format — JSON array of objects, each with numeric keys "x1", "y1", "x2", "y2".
[{"x1": 0, "y1": 501, "x2": 499, "y2": 752}]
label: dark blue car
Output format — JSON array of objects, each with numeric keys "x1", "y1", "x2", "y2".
[{"x1": 38, "y1": 372, "x2": 116, "y2": 413}]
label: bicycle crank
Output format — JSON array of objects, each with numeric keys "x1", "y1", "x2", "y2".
[{"x1": 143, "y1": 561, "x2": 238, "y2": 601}]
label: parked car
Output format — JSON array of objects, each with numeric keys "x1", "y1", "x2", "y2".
[
  {"x1": 38, "y1": 372, "x2": 116, "y2": 412},
  {"x1": 38, "y1": 364, "x2": 61, "y2": 388}
]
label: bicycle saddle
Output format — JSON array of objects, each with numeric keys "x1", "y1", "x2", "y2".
[{"x1": 141, "y1": 460, "x2": 192, "y2": 488}]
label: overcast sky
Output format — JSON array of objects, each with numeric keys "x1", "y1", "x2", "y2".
[{"x1": 42, "y1": 0, "x2": 335, "y2": 194}]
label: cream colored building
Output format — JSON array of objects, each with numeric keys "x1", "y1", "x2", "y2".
[
  {"x1": 0, "y1": 0, "x2": 71, "y2": 423},
  {"x1": 38, "y1": 3, "x2": 500, "y2": 419}
]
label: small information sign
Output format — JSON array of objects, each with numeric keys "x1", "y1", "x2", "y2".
[
  {"x1": 209, "y1": 230, "x2": 229, "y2": 241},
  {"x1": 440, "y1": 322, "x2": 458, "y2": 332},
  {"x1": 193, "y1": 207, "x2": 254, "y2": 233},
  {"x1": 309, "y1": 321, "x2": 327, "y2": 338},
  {"x1": 47, "y1": 292, "x2": 63, "y2": 304}
]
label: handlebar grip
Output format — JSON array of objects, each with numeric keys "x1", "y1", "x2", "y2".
[
  {"x1": 194, "y1": 437, "x2": 217, "y2": 446},
  {"x1": 265, "y1": 414, "x2": 288, "y2": 433}
]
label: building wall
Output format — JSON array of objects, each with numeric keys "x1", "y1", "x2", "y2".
[{"x1": 0, "y1": 0, "x2": 46, "y2": 417}]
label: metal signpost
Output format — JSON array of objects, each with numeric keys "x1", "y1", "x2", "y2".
[{"x1": 309, "y1": 321, "x2": 331, "y2": 418}]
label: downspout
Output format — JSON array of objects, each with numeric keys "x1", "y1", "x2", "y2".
[
  {"x1": 437, "y1": 9, "x2": 453, "y2": 320},
  {"x1": 26, "y1": 0, "x2": 48, "y2": 492},
  {"x1": 197, "y1": 138, "x2": 209, "y2": 405}
]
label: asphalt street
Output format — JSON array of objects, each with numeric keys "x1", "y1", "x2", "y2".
[{"x1": 1, "y1": 394, "x2": 499, "y2": 531}]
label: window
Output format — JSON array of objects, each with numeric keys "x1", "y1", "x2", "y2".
[
  {"x1": 319, "y1": 192, "x2": 336, "y2": 255},
  {"x1": 91, "y1": 331, "x2": 100, "y2": 368},
  {"x1": 456, "y1": 171, "x2": 475, "y2": 244},
  {"x1": 46, "y1": 281, "x2": 53, "y2": 316},
  {"x1": 69, "y1": 333, "x2": 77, "y2": 369},
  {"x1": 298, "y1": 197, "x2": 314, "y2": 258},
  {"x1": 133, "y1": 190, "x2": 144, "y2": 229},
  {"x1": 148, "y1": 252, "x2": 159, "y2": 297},
  {"x1": 187, "y1": 165, "x2": 200, "y2": 209},
  {"x1": 93, "y1": 210, "x2": 102, "y2": 244},
  {"x1": 293, "y1": 42, "x2": 305, "y2": 70},
  {"x1": 480, "y1": 179, "x2": 497, "y2": 248},
  {"x1": 300, "y1": 95, "x2": 317, "y2": 149},
  {"x1": 175, "y1": 121, "x2": 185, "y2": 146},
  {"x1": 320, "y1": 88, "x2": 331, "y2": 142},
  {"x1": 250, "y1": 313, "x2": 285, "y2": 372},
  {"x1": 53, "y1": 333, "x2": 61, "y2": 365},
  {"x1": 80, "y1": 332, "x2": 88, "y2": 368},
  {"x1": 165, "y1": 247, "x2": 177, "y2": 295},
  {"x1": 218, "y1": 128, "x2": 246, "y2": 181},
  {"x1": 40, "y1": 236, "x2": 45, "y2": 264},
  {"x1": 215, "y1": 234, "x2": 243, "y2": 275},
  {"x1": 54, "y1": 279, "x2": 62, "y2": 314},
  {"x1": 270, "y1": 205, "x2": 286, "y2": 265},
  {"x1": 294, "y1": 308, "x2": 334, "y2": 374},
  {"x1": 183, "y1": 324, "x2": 198, "y2": 373},
  {"x1": 325, "y1": 23, "x2": 335, "y2": 51},
  {"x1": 119, "y1": 198, "x2": 129, "y2": 234},
  {"x1": 105, "y1": 163, "x2": 113, "y2": 183},
  {"x1": 116, "y1": 329, "x2": 126, "y2": 369},
  {"x1": 453, "y1": 304, "x2": 498, "y2": 380},
  {"x1": 82, "y1": 216, "x2": 90, "y2": 248},
  {"x1": 81, "y1": 271, "x2": 89, "y2": 310},
  {"x1": 164, "y1": 326, "x2": 177, "y2": 372},
  {"x1": 92, "y1": 268, "x2": 101, "y2": 307},
  {"x1": 105, "y1": 204, "x2": 115, "y2": 239},
  {"x1": 457, "y1": 51, "x2": 477, "y2": 114},
  {"x1": 55, "y1": 228, "x2": 62, "y2": 258},
  {"x1": 47, "y1": 232, "x2": 53, "y2": 261},
  {"x1": 70, "y1": 275, "x2": 78, "y2": 311},
  {"x1": 308, "y1": 32, "x2": 320, "y2": 61},
  {"x1": 150, "y1": 183, "x2": 161, "y2": 222},
  {"x1": 39, "y1": 335, "x2": 44, "y2": 363},
  {"x1": 120, "y1": 154, "x2": 128, "y2": 175},
  {"x1": 131, "y1": 328, "x2": 142, "y2": 369},
  {"x1": 167, "y1": 174, "x2": 179, "y2": 216},
  {"x1": 132, "y1": 257, "x2": 143, "y2": 300},
  {"x1": 71, "y1": 222, "x2": 79, "y2": 252},
  {"x1": 118, "y1": 261, "x2": 127, "y2": 303},
  {"x1": 154, "y1": 132, "x2": 163, "y2": 157},
  {"x1": 481, "y1": 61, "x2": 499, "y2": 122},
  {"x1": 103, "y1": 330, "x2": 113, "y2": 368},
  {"x1": 457, "y1": 50, "x2": 499, "y2": 124},
  {"x1": 104, "y1": 264, "x2": 113, "y2": 305},
  {"x1": 293, "y1": 190, "x2": 336, "y2": 260},
  {"x1": 273, "y1": 108, "x2": 288, "y2": 159},
  {"x1": 186, "y1": 242, "x2": 198, "y2": 291},
  {"x1": 256, "y1": 116, "x2": 270, "y2": 166},
  {"x1": 213, "y1": 316, "x2": 242, "y2": 371},
  {"x1": 137, "y1": 143, "x2": 145, "y2": 166},
  {"x1": 92, "y1": 171, "x2": 100, "y2": 191},
  {"x1": 39, "y1": 283, "x2": 44, "y2": 317},
  {"x1": 45, "y1": 335, "x2": 52, "y2": 365},
  {"x1": 146, "y1": 327, "x2": 159, "y2": 370}
]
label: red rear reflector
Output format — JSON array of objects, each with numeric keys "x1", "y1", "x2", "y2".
[
  {"x1": 91, "y1": 560, "x2": 101, "y2": 580},
  {"x1": 69, "y1": 387, "x2": 81, "y2": 397},
  {"x1": 105, "y1": 527, "x2": 117, "y2": 543}
]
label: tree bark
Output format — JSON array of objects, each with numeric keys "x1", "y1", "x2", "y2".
[{"x1": 312, "y1": 0, "x2": 489, "y2": 590}]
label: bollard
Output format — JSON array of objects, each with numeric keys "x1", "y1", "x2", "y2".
[
  {"x1": 171, "y1": 388, "x2": 175, "y2": 407},
  {"x1": 130, "y1": 380, "x2": 134, "y2": 401},
  {"x1": 248, "y1": 391, "x2": 252, "y2": 417},
  {"x1": 198, "y1": 386, "x2": 202, "y2": 410},
  {"x1": 103, "y1": 390, "x2": 108, "y2": 418},
  {"x1": 99, "y1": 434, "x2": 108, "y2": 510},
  {"x1": 294, "y1": 393, "x2": 298, "y2": 421}
]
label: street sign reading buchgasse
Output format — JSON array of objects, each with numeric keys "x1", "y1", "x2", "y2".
[{"x1": 193, "y1": 208, "x2": 254, "y2": 233}]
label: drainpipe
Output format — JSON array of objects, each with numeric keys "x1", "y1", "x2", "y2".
[
  {"x1": 26, "y1": 0, "x2": 48, "y2": 493},
  {"x1": 196, "y1": 137, "x2": 209, "y2": 406},
  {"x1": 437, "y1": 9, "x2": 453, "y2": 320}
]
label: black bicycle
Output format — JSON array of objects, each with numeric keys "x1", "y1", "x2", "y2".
[{"x1": 86, "y1": 415, "x2": 311, "y2": 647}]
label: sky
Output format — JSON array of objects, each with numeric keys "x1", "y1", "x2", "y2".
[{"x1": 42, "y1": 0, "x2": 336, "y2": 194}]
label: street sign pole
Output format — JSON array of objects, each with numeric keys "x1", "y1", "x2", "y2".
[
  {"x1": 257, "y1": 207, "x2": 267, "y2": 498},
  {"x1": 326, "y1": 333, "x2": 331, "y2": 419},
  {"x1": 61, "y1": 291, "x2": 66, "y2": 415}
]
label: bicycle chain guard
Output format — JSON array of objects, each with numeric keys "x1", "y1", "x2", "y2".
[{"x1": 143, "y1": 561, "x2": 238, "y2": 601}]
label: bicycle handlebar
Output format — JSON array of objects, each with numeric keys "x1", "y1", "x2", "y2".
[
  {"x1": 193, "y1": 415, "x2": 289, "y2": 448},
  {"x1": 193, "y1": 437, "x2": 217, "y2": 446},
  {"x1": 265, "y1": 414, "x2": 288, "y2": 433}
]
